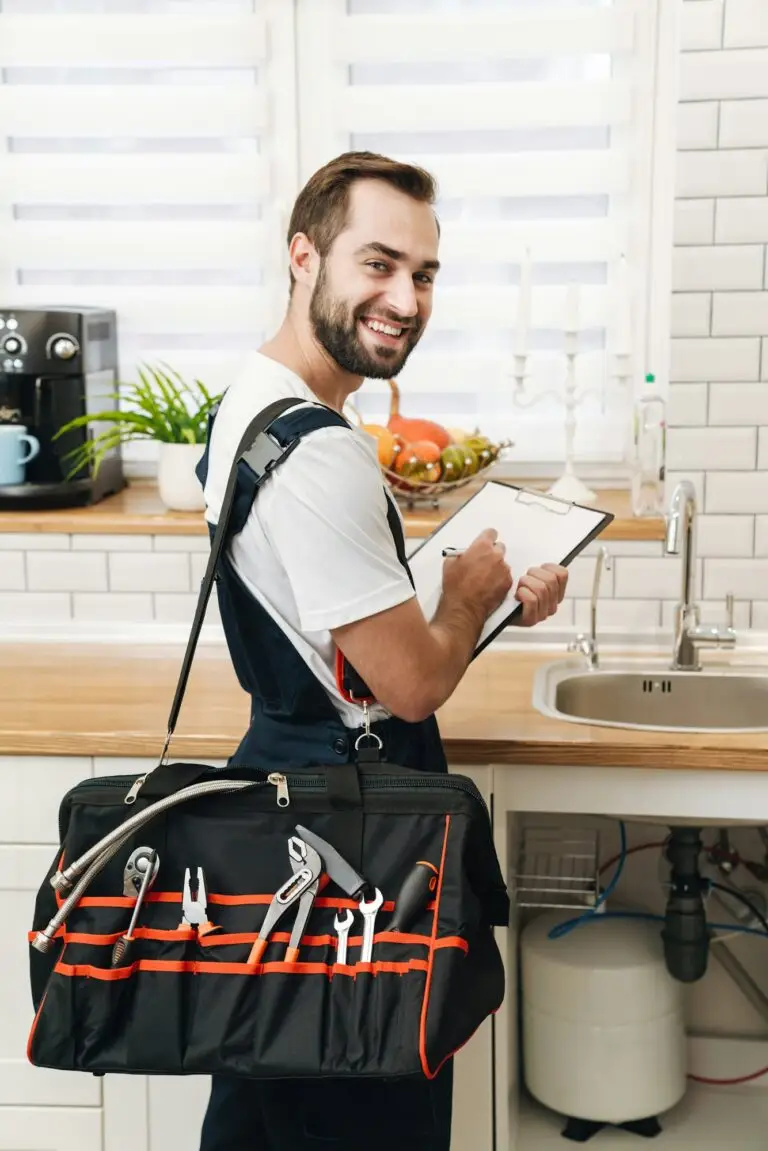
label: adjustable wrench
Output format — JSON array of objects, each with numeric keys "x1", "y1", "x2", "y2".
[
  {"x1": 333, "y1": 907, "x2": 354, "y2": 965},
  {"x1": 359, "y1": 887, "x2": 383, "y2": 963}
]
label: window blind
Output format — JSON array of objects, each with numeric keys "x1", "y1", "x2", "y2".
[
  {"x1": 296, "y1": 0, "x2": 662, "y2": 468},
  {"x1": 0, "y1": 0, "x2": 668, "y2": 472},
  {"x1": 0, "y1": 0, "x2": 297, "y2": 469}
]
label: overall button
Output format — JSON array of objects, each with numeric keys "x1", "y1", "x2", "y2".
[{"x1": 331, "y1": 737, "x2": 348, "y2": 756}]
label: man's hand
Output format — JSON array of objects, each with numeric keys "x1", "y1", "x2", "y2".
[
  {"x1": 441, "y1": 528, "x2": 513, "y2": 624},
  {"x1": 512, "y1": 563, "x2": 569, "y2": 627}
]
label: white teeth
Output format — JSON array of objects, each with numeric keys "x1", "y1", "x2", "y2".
[{"x1": 365, "y1": 319, "x2": 403, "y2": 337}]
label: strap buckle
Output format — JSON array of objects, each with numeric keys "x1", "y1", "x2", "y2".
[{"x1": 354, "y1": 700, "x2": 383, "y2": 753}]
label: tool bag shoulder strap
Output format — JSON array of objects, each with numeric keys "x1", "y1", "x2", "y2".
[{"x1": 151, "y1": 396, "x2": 398, "y2": 801}]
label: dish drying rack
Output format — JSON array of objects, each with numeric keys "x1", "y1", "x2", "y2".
[{"x1": 514, "y1": 826, "x2": 600, "y2": 910}]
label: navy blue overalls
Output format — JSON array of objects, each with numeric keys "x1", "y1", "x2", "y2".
[{"x1": 194, "y1": 404, "x2": 454, "y2": 1151}]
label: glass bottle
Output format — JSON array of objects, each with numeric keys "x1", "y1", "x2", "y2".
[{"x1": 630, "y1": 373, "x2": 666, "y2": 517}]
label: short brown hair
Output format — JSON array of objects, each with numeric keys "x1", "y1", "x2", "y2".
[{"x1": 286, "y1": 151, "x2": 438, "y2": 293}]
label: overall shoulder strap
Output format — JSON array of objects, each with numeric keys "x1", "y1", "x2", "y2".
[{"x1": 163, "y1": 398, "x2": 346, "y2": 755}]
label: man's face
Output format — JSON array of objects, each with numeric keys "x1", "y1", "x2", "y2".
[{"x1": 308, "y1": 179, "x2": 440, "y2": 379}]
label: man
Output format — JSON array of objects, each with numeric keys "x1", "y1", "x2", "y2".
[{"x1": 197, "y1": 152, "x2": 568, "y2": 1150}]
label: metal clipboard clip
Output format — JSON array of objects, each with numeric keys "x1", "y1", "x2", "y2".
[{"x1": 513, "y1": 486, "x2": 575, "y2": 516}]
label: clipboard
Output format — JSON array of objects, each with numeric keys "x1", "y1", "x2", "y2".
[{"x1": 406, "y1": 479, "x2": 615, "y2": 658}]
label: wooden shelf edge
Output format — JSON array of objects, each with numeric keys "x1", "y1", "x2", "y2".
[{"x1": 0, "y1": 480, "x2": 665, "y2": 542}]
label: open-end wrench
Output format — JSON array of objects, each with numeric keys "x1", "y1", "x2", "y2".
[
  {"x1": 333, "y1": 907, "x2": 354, "y2": 965},
  {"x1": 359, "y1": 887, "x2": 383, "y2": 963}
]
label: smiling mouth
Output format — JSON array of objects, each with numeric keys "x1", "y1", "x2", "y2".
[{"x1": 360, "y1": 317, "x2": 410, "y2": 346}]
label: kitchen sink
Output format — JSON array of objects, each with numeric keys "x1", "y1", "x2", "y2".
[{"x1": 532, "y1": 658, "x2": 768, "y2": 733}]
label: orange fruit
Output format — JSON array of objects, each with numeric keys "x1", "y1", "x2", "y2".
[{"x1": 362, "y1": 423, "x2": 399, "y2": 469}]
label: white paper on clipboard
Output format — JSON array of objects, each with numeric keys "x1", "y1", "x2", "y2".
[{"x1": 406, "y1": 480, "x2": 614, "y2": 655}]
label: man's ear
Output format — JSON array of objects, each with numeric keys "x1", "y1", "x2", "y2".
[{"x1": 289, "y1": 232, "x2": 318, "y2": 290}]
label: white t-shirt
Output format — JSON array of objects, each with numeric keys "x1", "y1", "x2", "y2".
[{"x1": 201, "y1": 352, "x2": 416, "y2": 728}]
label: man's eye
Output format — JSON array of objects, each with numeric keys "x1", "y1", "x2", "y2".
[
  {"x1": 415, "y1": 273, "x2": 433, "y2": 285},
  {"x1": 366, "y1": 261, "x2": 389, "y2": 272}
]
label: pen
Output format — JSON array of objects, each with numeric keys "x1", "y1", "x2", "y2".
[{"x1": 441, "y1": 547, "x2": 466, "y2": 557}]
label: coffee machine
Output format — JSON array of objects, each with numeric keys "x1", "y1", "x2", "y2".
[{"x1": 0, "y1": 306, "x2": 126, "y2": 510}]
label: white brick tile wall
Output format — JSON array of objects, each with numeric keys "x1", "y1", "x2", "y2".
[
  {"x1": 720, "y1": 99, "x2": 768, "y2": 148},
  {"x1": 576, "y1": 598, "x2": 661, "y2": 632},
  {"x1": 716, "y1": 198, "x2": 768, "y2": 244},
  {"x1": 676, "y1": 150, "x2": 768, "y2": 197},
  {"x1": 681, "y1": 48, "x2": 768, "y2": 100},
  {"x1": 671, "y1": 337, "x2": 760, "y2": 380},
  {"x1": 753, "y1": 602, "x2": 768, "y2": 628},
  {"x1": 666, "y1": 425, "x2": 756, "y2": 470},
  {"x1": 706, "y1": 471, "x2": 768, "y2": 513},
  {"x1": 705, "y1": 557, "x2": 768, "y2": 599},
  {"x1": 673, "y1": 245, "x2": 763, "y2": 291},
  {"x1": 0, "y1": 592, "x2": 71, "y2": 622},
  {"x1": 582, "y1": 540, "x2": 663, "y2": 558},
  {"x1": 0, "y1": 533, "x2": 69, "y2": 550},
  {"x1": 108, "y1": 552, "x2": 190, "y2": 593},
  {"x1": 763, "y1": 337, "x2": 768, "y2": 377},
  {"x1": 667, "y1": 383, "x2": 709, "y2": 426},
  {"x1": 682, "y1": 1, "x2": 724, "y2": 51},
  {"x1": 614, "y1": 557, "x2": 702, "y2": 601},
  {"x1": 671, "y1": 293, "x2": 711, "y2": 336},
  {"x1": 723, "y1": 0, "x2": 768, "y2": 48},
  {"x1": 154, "y1": 591, "x2": 220, "y2": 625},
  {"x1": 759, "y1": 426, "x2": 768, "y2": 468},
  {"x1": 72, "y1": 593, "x2": 154, "y2": 622},
  {"x1": 0, "y1": 552, "x2": 25, "y2": 590},
  {"x1": 674, "y1": 199, "x2": 715, "y2": 245},
  {"x1": 677, "y1": 102, "x2": 719, "y2": 150},
  {"x1": 695, "y1": 514, "x2": 756, "y2": 556},
  {"x1": 71, "y1": 534, "x2": 153, "y2": 551},
  {"x1": 712, "y1": 291, "x2": 768, "y2": 335},
  {"x1": 26, "y1": 551, "x2": 107, "y2": 592},
  {"x1": 153, "y1": 535, "x2": 210, "y2": 552},
  {"x1": 709, "y1": 382, "x2": 768, "y2": 425},
  {"x1": 754, "y1": 517, "x2": 768, "y2": 555}
]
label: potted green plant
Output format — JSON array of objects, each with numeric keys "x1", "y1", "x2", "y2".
[{"x1": 54, "y1": 362, "x2": 222, "y2": 512}]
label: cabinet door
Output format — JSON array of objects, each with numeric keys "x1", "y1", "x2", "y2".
[
  {"x1": 1, "y1": 1107, "x2": 102, "y2": 1151},
  {"x1": 147, "y1": 1077, "x2": 210, "y2": 1151}
]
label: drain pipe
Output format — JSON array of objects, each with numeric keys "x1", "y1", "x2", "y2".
[{"x1": 662, "y1": 827, "x2": 709, "y2": 982}]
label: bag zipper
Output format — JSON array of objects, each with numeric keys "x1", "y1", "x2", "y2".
[{"x1": 62, "y1": 769, "x2": 488, "y2": 815}]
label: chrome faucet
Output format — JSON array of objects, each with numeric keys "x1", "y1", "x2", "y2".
[
  {"x1": 665, "y1": 480, "x2": 736, "y2": 670},
  {"x1": 568, "y1": 544, "x2": 612, "y2": 668}
]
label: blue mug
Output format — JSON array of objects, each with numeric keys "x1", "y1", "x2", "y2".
[{"x1": 0, "y1": 424, "x2": 40, "y2": 486}]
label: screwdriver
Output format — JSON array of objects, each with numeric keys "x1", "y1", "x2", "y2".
[
  {"x1": 389, "y1": 861, "x2": 439, "y2": 934},
  {"x1": 112, "y1": 849, "x2": 158, "y2": 967}
]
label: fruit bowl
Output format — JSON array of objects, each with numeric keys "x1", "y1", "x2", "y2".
[{"x1": 360, "y1": 379, "x2": 512, "y2": 508}]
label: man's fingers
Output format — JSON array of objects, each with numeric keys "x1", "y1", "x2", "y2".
[
  {"x1": 518, "y1": 572, "x2": 556, "y2": 617},
  {"x1": 541, "y1": 562, "x2": 569, "y2": 603}
]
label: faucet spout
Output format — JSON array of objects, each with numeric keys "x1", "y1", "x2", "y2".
[{"x1": 664, "y1": 480, "x2": 735, "y2": 670}]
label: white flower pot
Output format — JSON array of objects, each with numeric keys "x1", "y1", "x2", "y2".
[{"x1": 157, "y1": 442, "x2": 206, "y2": 512}]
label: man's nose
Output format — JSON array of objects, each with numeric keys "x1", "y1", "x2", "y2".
[{"x1": 384, "y1": 272, "x2": 418, "y2": 319}]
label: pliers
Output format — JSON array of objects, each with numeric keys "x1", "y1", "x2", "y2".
[
  {"x1": 179, "y1": 866, "x2": 219, "y2": 938},
  {"x1": 247, "y1": 836, "x2": 322, "y2": 965}
]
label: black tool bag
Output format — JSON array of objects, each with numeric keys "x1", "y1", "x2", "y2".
[{"x1": 26, "y1": 399, "x2": 509, "y2": 1082}]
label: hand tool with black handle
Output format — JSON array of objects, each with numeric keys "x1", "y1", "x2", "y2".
[{"x1": 389, "y1": 861, "x2": 439, "y2": 934}]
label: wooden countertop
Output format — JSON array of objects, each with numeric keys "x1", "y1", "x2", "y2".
[
  {"x1": 0, "y1": 480, "x2": 664, "y2": 541},
  {"x1": 2, "y1": 644, "x2": 765, "y2": 770}
]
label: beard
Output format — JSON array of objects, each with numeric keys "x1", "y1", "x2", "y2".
[{"x1": 309, "y1": 262, "x2": 422, "y2": 378}]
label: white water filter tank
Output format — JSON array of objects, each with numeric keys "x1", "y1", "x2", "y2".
[{"x1": 521, "y1": 912, "x2": 687, "y2": 1126}]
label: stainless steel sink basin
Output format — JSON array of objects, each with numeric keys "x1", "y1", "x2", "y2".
[{"x1": 532, "y1": 658, "x2": 768, "y2": 733}]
